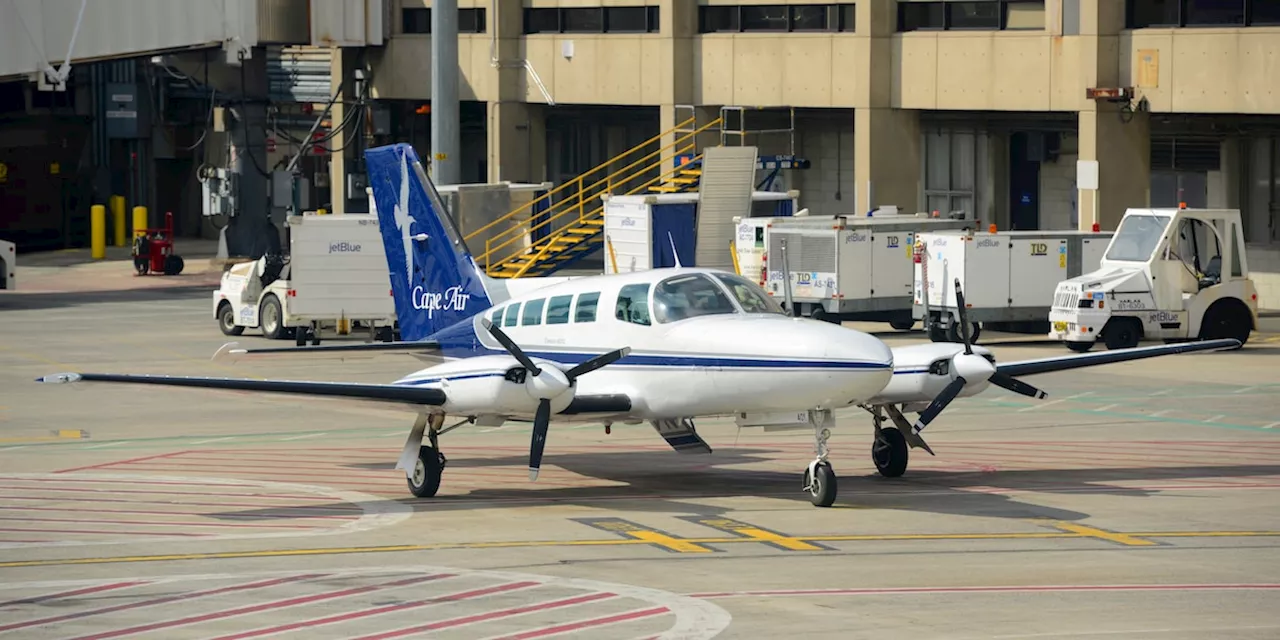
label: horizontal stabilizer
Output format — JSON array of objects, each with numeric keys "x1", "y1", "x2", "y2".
[
  {"x1": 212, "y1": 340, "x2": 443, "y2": 363},
  {"x1": 35, "y1": 372, "x2": 447, "y2": 407}
]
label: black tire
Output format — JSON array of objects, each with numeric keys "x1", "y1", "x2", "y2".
[
  {"x1": 163, "y1": 254, "x2": 184, "y2": 276},
  {"x1": 217, "y1": 302, "x2": 244, "y2": 336},
  {"x1": 1198, "y1": 299, "x2": 1252, "y2": 348},
  {"x1": 927, "y1": 320, "x2": 947, "y2": 343},
  {"x1": 1066, "y1": 341, "x2": 1093, "y2": 353},
  {"x1": 805, "y1": 462, "x2": 837, "y2": 507},
  {"x1": 889, "y1": 319, "x2": 915, "y2": 331},
  {"x1": 260, "y1": 294, "x2": 286, "y2": 340},
  {"x1": 1103, "y1": 317, "x2": 1141, "y2": 350},
  {"x1": 872, "y1": 428, "x2": 909, "y2": 478},
  {"x1": 408, "y1": 445, "x2": 445, "y2": 498},
  {"x1": 295, "y1": 326, "x2": 307, "y2": 346},
  {"x1": 946, "y1": 321, "x2": 981, "y2": 345},
  {"x1": 810, "y1": 308, "x2": 840, "y2": 324}
]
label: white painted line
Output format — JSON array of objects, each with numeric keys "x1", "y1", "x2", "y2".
[
  {"x1": 83, "y1": 442, "x2": 123, "y2": 449},
  {"x1": 0, "y1": 446, "x2": 29, "y2": 452},
  {"x1": 191, "y1": 437, "x2": 233, "y2": 445},
  {"x1": 1017, "y1": 391, "x2": 1092, "y2": 413},
  {"x1": 1093, "y1": 404, "x2": 1118, "y2": 412},
  {"x1": 1263, "y1": 422, "x2": 1279, "y2": 430},
  {"x1": 1233, "y1": 386, "x2": 1259, "y2": 394},
  {"x1": 1150, "y1": 409, "x2": 1172, "y2": 418},
  {"x1": 279, "y1": 433, "x2": 325, "y2": 441},
  {"x1": 1150, "y1": 388, "x2": 1172, "y2": 396},
  {"x1": 1204, "y1": 415, "x2": 1225, "y2": 424}
]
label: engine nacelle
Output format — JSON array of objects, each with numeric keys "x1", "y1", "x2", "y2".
[
  {"x1": 870, "y1": 343, "x2": 994, "y2": 405},
  {"x1": 401, "y1": 355, "x2": 577, "y2": 418}
]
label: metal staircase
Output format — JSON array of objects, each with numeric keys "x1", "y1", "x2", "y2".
[{"x1": 467, "y1": 106, "x2": 813, "y2": 278}]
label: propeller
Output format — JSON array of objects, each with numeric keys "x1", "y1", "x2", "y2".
[
  {"x1": 479, "y1": 318, "x2": 630, "y2": 481},
  {"x1": 911, "y1": 278, "x2": 1048, "y2": 435}
]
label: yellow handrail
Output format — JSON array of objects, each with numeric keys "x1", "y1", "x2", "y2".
[
  {"x1": 479, "y1": 118, "x2": 723, "y2": 270},
  {"x1": 463, "y1": 115, "x2": 698, "y2": 244},
  {"x1": 487, "y1": 151, "x2": 708, "y2": 276}
]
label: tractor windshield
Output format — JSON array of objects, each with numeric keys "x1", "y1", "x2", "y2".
[{"x1": 1105, "y1": 214, "x2": 1172, "y2": 262}]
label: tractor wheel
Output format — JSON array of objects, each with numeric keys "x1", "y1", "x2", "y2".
[
  {"x1": 218, "y1": 302, "x2": 244, "y2": 336},
  {"x1": 163, "y1": 254, "x2": 185, "y2": 276},
  {"x1": 1199, "y1": 299, "x2": 1252, "y2": 348},
  {"x1": 1103, "y1": 317, "x2": 1142, "y2": 350},
  {"x1": 260, "y1": 294, "x2": 286, "y2": 340}
]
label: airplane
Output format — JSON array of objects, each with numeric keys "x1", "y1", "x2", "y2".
[{"x1": 34, "y1": 143, "x2": 1241, "y2": 508}]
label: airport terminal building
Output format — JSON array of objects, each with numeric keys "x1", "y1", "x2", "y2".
[{"x1": 2, "y1": 0, "x2": 1279, "y2": 307}]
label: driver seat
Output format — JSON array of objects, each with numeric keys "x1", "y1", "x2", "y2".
[{"x1": 1198, "y1": 255, "x2": 1222, "y2": 290}]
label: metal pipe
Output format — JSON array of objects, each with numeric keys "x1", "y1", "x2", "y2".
[
  {"x1": 780, "y1": 237, "x2": 795, "y2": 317},
  {"x1": 432, "y1": 0, "x2": 461, "y2": 185}
]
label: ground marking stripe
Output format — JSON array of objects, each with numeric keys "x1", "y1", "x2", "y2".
[
  {"x1": 572, "y1": 518, "x2": 718, "y2": 554},
  {"x1": 1044, "y1": 521, "x2": 1159, "y2": 547},
  {"x1": 678, "y1": 516, "x2": 831, "y2": 551},
  {"x1": 481, "y1": 606, "x2": 671, "y2": 640},
  {"x1": 207, "y1": 579, "x2": 540, "y2": 640},
  {"x1": 0, "y1": 581, "x2": 149, "y2": 610},
  {"x1": 0, "y1": 515, "x2": 323, "y2": 531},
  {"x1": 348, "y1": 591, "x2": 614, "y2": 640},
  {"x1": 0, "y1": 574, "x2": 323, "y2": 634},
  {"x1": 687, "y1": 584, "x2": 1280, "y2": 598},
  {"x1": 65, "y1": 573, "x2": 452, "y2": 640}
]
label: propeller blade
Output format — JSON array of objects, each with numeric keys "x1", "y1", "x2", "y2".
[
  {"x1": 564, "y1": 347, "x2": 632, "y2": 381},
  {"x1": 528, "y1": 398, "x2": 551, "y2": 481},
  {"x1": 954, "y1": 277, "x2": 973, "y2": 355},
  {"x1": 480, "y1": 318, "x2": 542, "y2": 376},
  {"x1": 988, "y1": 371, "x2": 1048, "y2": 400},
  {"x1": 912, "y1": 376, "x2": 967, "y2": 435}
]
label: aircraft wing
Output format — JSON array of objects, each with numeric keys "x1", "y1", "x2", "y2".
[
  {"x1": 212, "y1": 340, "x2": 445, "y2": 364},
  {"x1": 34, "y1": 372, "x2": 447, "y2": 409},
  {"x1": 994, "y1": 338, "x2": 1241, "y2": 377}
]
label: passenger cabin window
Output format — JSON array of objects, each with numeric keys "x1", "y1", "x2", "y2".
[
  {"x1": 503, "y1": 303, "x2": 521, "y2": 328},
  {"x1": 546, "y1": 295, "x2": 573, "y2": 324},
  {"x1": 574, "y1": 292, "x2": 600, "y2": 322},
  {"x1": 615, "y1": 284, "x2": 652, "y2": 326},
  {"x1": 488, "y1": 307, "x2": 502, "y2": 324},
  {"x1": 522, "y1": 298, "x2": 545, "y2": 326},
  {"x1": 712, "y1": 272, "x2": 786, "y2": 314},
  {"x1": 652, "y1": 274, "x2": 737, "y2": 323}
]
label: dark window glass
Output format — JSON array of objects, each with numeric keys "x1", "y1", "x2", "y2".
[
  {"x1": 899, "y1": 2, "x2": 945, "y2": 30},
  {"x1": 699, "y1": 6, "x2": 740, "y2": 32},
  {"x1": 574, "y1": 292, "x2": 600, "y2": 323},
  {"x1": 1254, "y1": 0, "x2": 1280, "y2": 24},
  {"x1": 838, "y1": 4, "x2": 856, "y2": 31},
  {"x1": 1129, "y1": 0, "x2": 1181, "y2": 27},
  {"x1": 647, "y1": 6, "x2": 660, "y2": 31},
  {"x1": 742, "y1": 4, "x2": 790, "y2": 30},
  {"x1": 947, "y1": 1, "x2": 1001, "y2": 28},
  {"x1": 605, "y1": 6, "x2": 648, "y2": 32},
  {"x1": 524, "y1": 8, "x2": 559, "y2": 33},
  {"x1": 402, "y1": 8, "x2": 429, "y2": 34},
  {"x1": 1185, "y1": 0, "x2": 1245, "y2": 25},
  {"x1": 562, "y1": 7, "x2": 604, "y2": 32},
  {"x1": 458, "y1": 8, "x2": 486, "y2": 33},
  {"x1": 521, "y1": 298, "x2": 545, "y2": 326},
  {"x1": 546, "y1": 295, "x2": 573, "y2": 325},
  {"x1": 791, "y1": 6, "x2": 830, "y2": 30},
  {"x1": 615, "y1": 284, "x2": 652, "y2": 326},
  {"x1": 503, "y1": 303, "x2": 521, "y2": 328}
]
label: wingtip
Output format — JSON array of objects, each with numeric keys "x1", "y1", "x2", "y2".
[
  {"x1": 528, "y1": 468, "x2": 540, "y2": 482},
  {"x1": 211, "y1": 342, "x2": 245, "y2": 362},
  {"x1": 35, "y1": 373, "x2": 82, "y2": 384}
]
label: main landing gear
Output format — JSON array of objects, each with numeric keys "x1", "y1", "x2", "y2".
[
  {"x1": 801, "y1": 406, "x2": 935, "y2": 508},
  {"x1": 398, "y1": 413, "x2": 469, "y2": 498}
]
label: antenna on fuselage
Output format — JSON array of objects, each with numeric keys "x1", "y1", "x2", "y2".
[{"x1": 667, "y1": 232, "x2": 682, "y2": 269}]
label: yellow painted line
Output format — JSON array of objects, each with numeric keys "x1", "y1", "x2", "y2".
[
  {"x1": 0, "y1": 430, "x2": 89, "y2": 444},
  {"x1": 1047, "y1": 521, "x2": 1158, "y2": 546},
  {"x1": 627, "y1": 530, "x2": 717, "y2": 554},
  {"x1": 52, "y1": 429, "x2": 90, "y2": 439},
  {"x1": 3, "y1": 529, "x2": 1279, "y2": 569},
  {"x1": 685, "y1": 517, "x2": 829, "y2": 551},
  {"x1": 572, "y1": 517, "x2": 717, "y2": 553}
]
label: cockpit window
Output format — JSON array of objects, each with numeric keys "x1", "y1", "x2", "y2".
[
  {"x1": 1105, "y1": 214, "x2": 1171, "y2": 262},
  {"x1": 652, "y1": 273, "x2": 738, "y2": 323},
  {"x1": 712, "y1": 272, "x2": 785, "y2": 314}
]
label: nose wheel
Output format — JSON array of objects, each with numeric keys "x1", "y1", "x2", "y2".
[{"x1": 802, "y1": 415, "x2": 839, "y2": 507}]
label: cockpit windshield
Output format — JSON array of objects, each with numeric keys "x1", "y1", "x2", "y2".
[
  {"x1": 652, "y1": 273, "x2": 738, "y2": 323},
  {"x1": 712, "y1": 272, "x2": 786, "y2": 315},
  {"x1": 1105, "y1": 214, "x2": 1172, "y2": 262}
]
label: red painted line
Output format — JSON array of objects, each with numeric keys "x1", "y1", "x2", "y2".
[
  {"x1": 688, "y1": 584, "x2": 1280, "y2": 599},
  {"x1": 211, "y1": 580, "x2": 550, "y2": 640},
  {"x1": 0, "y1": 495, "x2": 363, "y2": 514},
  {"x1": 0, "y1": 505, "x2": 357, "y2": 521},
  {"x1": 0, "y1": 526, "x2": 210, "y2": 538},
  {"x1": 0, "y1": 483, "x2": 341, "y2": 501},
  {"x1": 0, "y1": 581, "x2": 149, "y2": 609},
  {"x1": 68, "y1": 573, "x2": 452, "y2": 640},
  {"x1": 347, "y1": 591, "x2": 612, "y2": 640},
  {"x1": 0, "y1": 574, "x2": 323, "y2": 633},
  {"x1": 118, "y1": 462, "x2": 587, "y2": 487},
  {"x1": 486, "y1": 606, "x2": 671, "y2": 640},
  {"x1": 0, "y1": 515, "x2": 324, "y2": 531},
  {"x1": 55, "y1": 450, "x2": 188, "y2": 474},
  {"x1": 2, "y1": 476, "x2": 264, "y2": 489}
]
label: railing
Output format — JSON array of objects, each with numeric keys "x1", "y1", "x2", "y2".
[{"x1": 471, "y1": 116, "x2": 725, "y2": 274}]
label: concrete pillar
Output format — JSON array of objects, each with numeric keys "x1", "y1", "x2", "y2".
[
  {"x1": 1077, "y1": 106, "x2": 1150, "y2": 230},
  {"x1": 852, "y1": 1, "x2": 922, "y2": 215},
  {"x1": 488, "y1": 101, "x2": 547, "y2": 184},
  {"x1": 328, "y1": 47, "x2": 349, "y2": 214}
]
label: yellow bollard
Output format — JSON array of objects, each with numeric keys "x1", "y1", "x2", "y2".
[
  {"x1": 90, "y1": 205, "x2": 107, "y2": 259},
  {"x1": 132, "y1": 206, "x2": 148, "y2": 239},
  {"x1": 110, "y1": 195, "x2": 126, "y2": 247}
]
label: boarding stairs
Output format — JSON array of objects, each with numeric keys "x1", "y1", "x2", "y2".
[{"x1": 466, "y1": 106, "x2": 811, "y2": 278}]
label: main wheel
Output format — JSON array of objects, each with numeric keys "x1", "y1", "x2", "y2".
[
  {"x1": 1199, "y1": 300, "x2": 1252, "y2": 348},
  {"x1": 872, "y1": 428, "x2": 909, "y2": 478},
  {"x1": 259, "y1": 294, "x2": 286, "y2": 340},
  {"x1": 408, "y1": 445, "x2": 445, "y2": 497},
  {"x1": 804, "y1": 462, "x2": 837, "y2": 507},
  {"x1": 1066, "y1": 341, "x2": 1093, "y2": 353},
  {"x1": 217, "y1": 302, "x2": 244, "y2": 336},
  {"x1": 1103, "y1": 317, "x2": 1141, "y2": 350}
]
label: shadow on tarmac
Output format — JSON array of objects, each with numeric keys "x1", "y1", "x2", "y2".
[{"x1": 0, "y1": 285, "x2": 214, "y2": 312}]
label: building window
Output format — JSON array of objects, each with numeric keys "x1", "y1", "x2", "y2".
[
  {"x1": 897, "y1": 1, "x2": 1045, "y2": 31},
  {"x1": 697, "y1": 4, "x2": 856, "y2": 33},
  {"x1": 400, "y1": 8, "x2": 486, "y2": 34},
  {"x1": 1129, "y1": 0, "x2": 1275, "y2": 27},
  {"x1": 524, "y1": 6, "x2": 660, "y2": 34}
]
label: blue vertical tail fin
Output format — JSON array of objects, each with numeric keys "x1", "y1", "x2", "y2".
[{"x1": 365, "y1": 143, "x2": 499, "y2": 342}]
